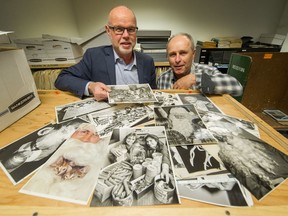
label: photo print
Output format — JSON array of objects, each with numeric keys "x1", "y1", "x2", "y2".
[
  {"x1": 88, "y1": 104, "x2": 154, "y2": 137},
  {"x1": 178, "y1": 93, "x2": 222, "y2": 114},
  {"x1": 90, "y1": 126, "x2": 180, "y2": 207},
  {"x1": 201, "y1": 111, "x2": 288, "y2": 200},
  {"x1": 153, "y1": 91, "x2": 183, "y2": 107},
  {"x1": 263, "y1": 109, "x2": 288, "y2": 122},
  {"x1": 154, "y1": 104, "x2": 218, "y2": 146},
  {"x1": 170, "y1": 145, "x2": 226, "y2": 179},
  {"x1": 177, "y1": 173, "x2": 253, "y2": 207},
  {"x1": 108, "y1": 84, "x2": 158, "y2": 104},
  {"x1": 20, "y1": 123, "x2": 111, "y2": 205},
  {"x1": 0, "y1": 118, "x2": 87, "y2": 185},
  {"x1": 55, "y1": 98, "x2": 111, "y2": 123}
]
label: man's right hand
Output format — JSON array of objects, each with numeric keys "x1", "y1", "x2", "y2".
[{"x1": 88, "y1": 82, "x2": 111, "y2": 101}]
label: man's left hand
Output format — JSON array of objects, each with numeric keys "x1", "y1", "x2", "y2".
[{"x1": 173, "y1": 74, "x2": 196, "y2": 89}]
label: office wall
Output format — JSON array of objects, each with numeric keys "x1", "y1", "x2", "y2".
[
  {"x1": 1, "y1": 0, "x2": 287, "y2": 43},
  {"x1": 71, "y1": 0, "x2": 288, "y2": 42},
  {"x1": 0, "y1": 0, "x2": 79, "y2": 39}
]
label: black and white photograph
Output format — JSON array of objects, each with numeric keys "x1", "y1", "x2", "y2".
[
  {"x1": 177, "y1": 173, "x2": 253, "y2": 207},
  {"x1": 221, "y1": 113, "x2": 260, "y2": 137},
  {"x1": 178, "y1": 93, "x2": 222, "y2": 114},
  {"x1": 201, "y1": 111, "x2": 288, "y2": 200},
  {"x1": 154, "y1": 104, "x2": 218, "y2": 146},
  {"x1": 88, "y1": 104, "x2": 154, "y2": 137},
  {"x1": 90, "y1": 126, "x2": 180, "y2": 207},
  {"x1": 263, "y1": 109, "x2": 288, "y2": 122},
  {"x1": 0, "y1": 118, "x2": 87, "y2": 185},
  {"x1": 217, "y1": 133, "x2": 288, "y2": 200},
  {"x1": 55, "y1": 98, "x2": 111, "y2": 123},
  {"x1": 108, "y1": 84, "x2": 158, "y2": 104},
  {"x1": 170, "y1": 145, "x2": 226, "y2": 179},
  {"x1": 202, "y1": 111, "x2": 260, "y2": 138},
  {"x1": 153, "y1": 91, "x2": 183, "y2": 107},
  {"x1": 20, "y1": 123, "x2": 111, "y2": 205}
]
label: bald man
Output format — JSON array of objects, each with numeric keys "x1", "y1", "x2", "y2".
[{"x1": 55, "y1": 6, "x2": 156, "y2": 100}]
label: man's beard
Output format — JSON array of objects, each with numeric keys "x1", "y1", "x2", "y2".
[
  {"x1": 171, "y1": 117, "x2": 194, "y2": 138},
  {"x1": 119, "y1": 45, "x2": 133, "y2": 55}
]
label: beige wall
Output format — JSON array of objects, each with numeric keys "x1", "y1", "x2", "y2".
[
  {"x1": 1, "y1": 0, "x2": 288, "y2": 42},
  {"x1": 0, "y1": 0, "x2": 79, "y2": 40}
]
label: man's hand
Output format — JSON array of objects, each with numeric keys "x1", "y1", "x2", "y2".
[
  {"x1": 173, "y1": 73, "x2": 196, "y2": 89},
  {"x1": 88, "y1": 82, "x2": 111, "y2": 101}
]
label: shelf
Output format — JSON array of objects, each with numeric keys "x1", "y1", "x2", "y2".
[
  {"x1": 30, "y1": 62, "x2": 170, "y2": 70},
  {"x1": 30, "y1": 63, "x2": 75, "y2": 70},
  {"x1": 155, "y1": 62, "x2": 169, "y2": 67}
]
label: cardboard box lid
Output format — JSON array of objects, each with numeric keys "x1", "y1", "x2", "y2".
[
  {"x1": 42, "y1": 34, "x2": 82, "y2": 44},
  {"x1": 13, "y1": 38, "x2": 48, "y2": 45},
  {"x1": 77, "y1": 27, "x2": 107, "y2": 45},
  {"x1": 77, "y1": 27, "x2": 111, "y2": 52},
  {"x1": 260, "y1": 33, "x2": 286, "y2": 40},
  {"x1": 0, "y1": 31, "x2": 14, "y2": 44},
  {"x1": 0, "y1": 46, "x2": 18, "y2": 52}
]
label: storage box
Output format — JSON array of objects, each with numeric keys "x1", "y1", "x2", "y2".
[
  {"x1": 42, "y1": 34, "x2": 83, "y2": 59},
  {"x1": 14, "y1": 38, "x2": 49, "y2": 62},
  {"x1": 14, "y1": 36, "x2": 83, "y2": 66},
  {"x1": 0, "y1": 49, "x2": 41, "y2": 132},
  {"x1": 43, "y1": 40, "x2": 83, "y2": 59},
  {"x1": 259, "y1": 33, "x2": 286, "y2": 46},
  {"x1": 77, "y1": 27, "x2": 111, "y2": 52}
]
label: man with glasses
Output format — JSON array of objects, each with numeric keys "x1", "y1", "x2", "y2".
[{"x1": 55, "y1": 6, "x2": 156, "y2": 100}]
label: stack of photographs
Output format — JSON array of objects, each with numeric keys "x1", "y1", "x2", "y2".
[{"x1": 0, "y1": 84, "x2": 287, "y2": 208}]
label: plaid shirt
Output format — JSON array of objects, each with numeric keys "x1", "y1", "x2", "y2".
[{"x1": 157, "y1": 63, "x2": 243, "y2": 96}]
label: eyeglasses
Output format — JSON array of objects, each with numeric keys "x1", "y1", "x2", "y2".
[{"x1": 108, "y1": 25, "x2": 138, "y2": 35}]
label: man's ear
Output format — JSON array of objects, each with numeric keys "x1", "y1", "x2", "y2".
[{"x1": 105, "y1": 25, "x2": 110, "y2": 36}]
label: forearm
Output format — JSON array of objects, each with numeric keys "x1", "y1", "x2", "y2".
[
  {"x1": 55, "y1": 72, "x2": 88, "y2": 98},
  {"x1": 200, "y1": 72, "x2": 243, "y2": 96}
]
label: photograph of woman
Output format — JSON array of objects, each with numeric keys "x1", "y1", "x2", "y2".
[{"x1": 91, "y1": 126, "x2": 180, "y2": 207}]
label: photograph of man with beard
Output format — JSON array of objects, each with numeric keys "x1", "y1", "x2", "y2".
[{"x1": 154, "y1": 105, "x2": 217, "y2": 146}]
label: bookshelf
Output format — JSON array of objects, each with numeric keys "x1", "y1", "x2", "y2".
[
  {"x1": 155, "y1": 62, "x2": 169, "y2": 67},
  {"x1": 30, "y1": 62, "x2": 170, "y2": 90}
]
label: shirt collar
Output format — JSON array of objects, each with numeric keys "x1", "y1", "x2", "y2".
[{"x1": 113, "y1": 49, "x2": 137, "y2": 67}]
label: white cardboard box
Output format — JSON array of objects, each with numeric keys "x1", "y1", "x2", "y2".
[
  {"x1": 280, "y1": 33, "x2": 288, "y2": 52},
  {"x1": 259, "y1": 33, "x2": 286, "y2": 46},
  {"x1": 14, "y1": 37, "x2": 83, "y2": 66},
  {"x1": 44, "y1": 40, "x2": 83, "y2": 59},
  {"x1": 78, "y1": 27, "x2": 111, "y2": 52},
  {"x1": 42, "y1": 34, "x2": 83, "y2": 59},
  {"x1": 0, "y1": 49, "x2": 41, "y2": 132}
]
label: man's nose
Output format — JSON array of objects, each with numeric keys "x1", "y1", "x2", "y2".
[
  {"x1": 122, "y1": 29, "x2": 129, "y2": 37},
  {"x1": 82, "y1": 133, "x2": 93, "y2": 142},
  {"x1": 175, "y1": 54, "x2": 181, "y2": 62}
]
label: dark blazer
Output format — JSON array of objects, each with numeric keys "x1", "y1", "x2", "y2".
[{"x1": 54, "y1": 45, "x2": 156, "y2": 98}]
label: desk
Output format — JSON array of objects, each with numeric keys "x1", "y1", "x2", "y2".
[{"x1": 0, "y1": 90, "x2": 287, "y2": 216}]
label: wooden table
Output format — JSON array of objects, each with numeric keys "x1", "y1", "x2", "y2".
[{"x1": 0, "y1": 90, "x2": 287, "y2": 216}]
